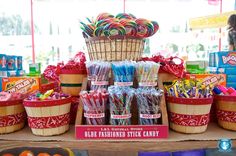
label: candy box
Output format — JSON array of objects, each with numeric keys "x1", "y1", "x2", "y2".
[
  {"x1": 209, "y1": 52, "x2": 216, "y2": 67},
  {"x1": 29, "y1": 63, "x2": 41, "y2": 76},
  {"x1": 75, "y1": 75, "x2": 169, "y2": 140},
  {"x1": 0, "y1": 77, "x2": 41, "y2": 94},
  {"x1": 186, "y1": 61, "x2": 208, "y2": 74},
  {"x1": 7, "y1": 55, "x2": 17, "y2": 70},
  {"x1": 226, "y1": 75, "x2": 236, "y2": 83},
  {"x1": 0, "y1": 54, "x2": 7, "y2": 71},
  {"x1": 17, "y1": 56, "x2": 23, "y2": 70},
  {"x1": 218, "y1": 67, "x2": 236, "y2": 75},
  {"x1": 215, "y1": 51, "x2": 236, "y2": 67},
  {"x1": 185, "y1": 74, "x2": 226, "y2": 87},
  {"x1": 0, "y1": 70, "x2": 17, "y2": 77},
  {"x1": 206, "y1": 67, "x2": 218, "y2": 74},
  {"x1": 226, "y1": 82, "x2": 236, "y2": 89}
]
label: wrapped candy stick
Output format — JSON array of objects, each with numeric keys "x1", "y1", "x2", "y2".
[
  {"x1": 108, "y1": 86, "x2": 134, "y2": 125},
  {"x1": 112, "y1": 61, "x2": 136, "y2": 87},
  {"x1": 80, "y1": 89, "x2": 109, "y2": 125},
  {"x1": 136, "y1": 88, "x2": 163, "y2": 125},
  {"x1": 136, "y1": 61, "x2": 160, "y2": 87},
  {"x1": 86, "y1": 61, "x2": 111, "y2": 90}
]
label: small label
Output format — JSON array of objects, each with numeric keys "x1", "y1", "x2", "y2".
[
  {"x1": 111, "y1": 114, "x2": 132, "y2": 119},
  {"x1": 84, "y1": 113, "x2": 105, "y2": 118},
  {"x1": 114, "y1": 82, "x2": 133, "y2": 86},
  {"x1": 91, "y1": 81, "x2": 109, "y2": 86},
  {"x1": 140, "y1": 113, "x2": 161, "y2": 119},
  {"x1": 139, "y1": 82, "x2": 157, "y2": 87}
]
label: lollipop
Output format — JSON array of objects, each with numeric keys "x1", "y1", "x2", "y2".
[
  {"x1": 80, "y1": 22, "x2": 95, "y2": 37},
  {"x1": 120, "y1": 19, "x2": 138, "y2": 36},
  {"x1": 95, "y1": 18, "x2": 119, "y2": 27},
  {"x1": 151, "y1": 21, "x2": 159, "y2": 35},
  {"x1": 104, "y1": 22, "x2": 126, "y2": 36},
  {"x1": 116, "y1": 13, "x2": 134, "y2": 20},
  {"x1": 96, "y1": 12, "x2": 114, "y2": 21},
  {"x1": 135, "y1": 18, "x2": 154, "y2": 38},
  {"x1": 94, "y1": 26, "x2": 105, "y2": 37}
]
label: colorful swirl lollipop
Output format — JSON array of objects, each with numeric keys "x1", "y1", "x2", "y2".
[
  {"x1": 135, "y1": 18, "x2": 154, "y2": 38},
  {"x1": 96, "y1": 12, "x2": 114, "y2": 21},
  {"x1": 104, "y1": 22, "x2": 126, "y2": 36},
  {"x1": 119, "y1": 19, "x2": 138, "y2": 36},
  {"x1": 151, "y1": 21, "x2": 159, "y2": 35},
  {"x1": 80, "y1": 22, "x2": 95, "y2": 37},
  {"x1": 94, "y1": 26, "x2": 105, "y2": 37},
  {"x1": 95, "y1": 18, "x2": 119, "y2": 27},
  {"x1": 116, "y1": 13, "x2": 133, "y2": 20}
]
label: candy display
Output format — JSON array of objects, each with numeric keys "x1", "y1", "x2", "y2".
[
  {"x1": 81, "y1": 12, "x2": 159, "y2": 38},
  {"x1": 108, "y1": 86, "x2": 135, "y2": 125},
  {"x1": 165, "y1": 79, "x2": 213, "y2": 98},
  {"x1": 80, "y1": 89, "x2": 108, "y2": 125},
  {"x1": 0, "y1": 91, "x2": 26, "y2": 134},
  {"x1": 213, "y1": 86, "x2": 236, "y2": 96},
  {"x1": 142, "y1": 55, "x2": 185, "y2": 78},
  {"x1": 0, "y1": 77, "x2": 41, "y2": 94},
  {"x1": 23, "y1": 90, "x2": 72, "y2": 136},
  {"x1": 112, "y1": 61, "x2": 135, "y2": 86},
  {"x1": 136, "y1": 61, "x2": 160, "y2": 87},
  {"x1": 136, "y1": 88, "x2": 163, "y2": 125},
  {"x1": 59, "y1": 52, "x2": 87, "y2": 96},
  {"x1": 26, "y1": 90, "x2": 69, "y2": 101},
  {"x1": 86, "y1": 61, "x2": 111, "y2": 90}
]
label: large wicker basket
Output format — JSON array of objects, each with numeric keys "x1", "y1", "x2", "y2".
[
  {"x1": 23, "y1": 97, "x2": 72, "y2": 136},
  {"x1": 0, "y1": 99, "x2": 25, "y2": 134},
  {"x1": 215, "y1": 95, "x2": 236, "y2": 131},
  {"x1": 85, "y1": 35, "x2": 145, "y2": 61},
  {"x1": 167, "y1": 96, "x2": 213, "y2": 134}
]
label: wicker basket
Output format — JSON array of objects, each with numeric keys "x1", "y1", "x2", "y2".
[
  {"x1": 23, "y1": 97, "x2": 72, "y2": 136},
  {"x1": 0, "y1": 99, "x2": 25, "y2": 134},
  {"x1": 85, "y1": 35, "x2": 145, "y2": 61},
  {"x1": 167, "y1": 97, "x2": 213, "y2": 134},
  {"x1": 215, "y1": 95, "x2": 236, "y2": 131},
  {"x1": 60, "y1": 69, "x2": 86, "y2": 96}
]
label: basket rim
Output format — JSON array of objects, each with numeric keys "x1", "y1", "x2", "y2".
[
  {"x1": 23, "y1": 96, "x2": 72, "y2": 107},
  {"x1": 84, "y1": 35, "x2": 145, "y2": 42},
  {"x1": 167, "y1": 96, "x2": 213, "y2": 105},
  {"x1": 214, "y1": 95, "x2": 236, "y2": 101},
  {"x1": 0, "y1": 99, "x2": 23, "y2": 107}
]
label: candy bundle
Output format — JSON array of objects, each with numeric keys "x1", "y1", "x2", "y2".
[
  {"x1": 213, "y1": 86, "x2": 236, "y2": 96},
  {"x1": 112, "y1": 61, "x2": 136, "y2": 86},
  {"x1": 136, "y1": 88, "x2": 163, "y2": 125},
  {"x1": 80, "y1": 89, "x2": 109, "y2": 125},
  {"x1": 58, "y1": 52, "x2": 87, "y2": 74},
  {"x1": 136, "y1": 61, "x2": 160, "y2": 87},
  {"x1": 165, "y1": 79, "x2": 213, "y2": 98},
  {"x1": 80, "y1": 12, "x2": 159, "y2": 38},
  {"x1": 86, "y1": 61, "x2": 111, "y2": 90},
  {"x1": 108, "y1": 86, "x2": 135, "y2": 125},
  {"x1": 0, "y1": 92, "x2": 24, "y2": 101},
  {"x1": 26, "y1": 90, "x2": 69, "y2": 101},
  {"x1": 142, "y1": 55, "x2": 185, "y2": 78}
]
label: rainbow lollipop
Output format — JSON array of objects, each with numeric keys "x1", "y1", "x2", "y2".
[
  {"x1": 120, "y1": 19, "x2": 138, "y2": 36},
  {"x1": 151, "y1": 21, "x2": 159, "y2": 35},
  {"x1": 104, "y1": 22, "x2": 126, "y2": 36},
  {"x1": 94, "y1": 26, "x2": 105, "y2": 37},
  {"x1": 116, "y1": 13, "x2": 134, "y2": 20},
  {"x1": 95, "y1": 18, "x2": 119, "y2": 27},
  {"x1": 96, "y1": 12, "x2": 114, "y2": 21},
  {"x1": 80, "y1": 22, "x2": 95, "y2": 37},
  {"x1": 135, "y1": 18, "x2": 154, "y2": 38}
]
